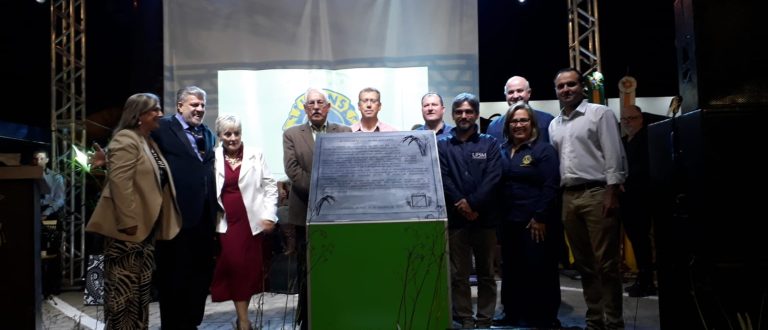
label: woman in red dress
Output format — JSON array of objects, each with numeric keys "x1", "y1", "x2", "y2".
[{"x1": 210, "y1": 115, "x2": 278, "y2": 330}]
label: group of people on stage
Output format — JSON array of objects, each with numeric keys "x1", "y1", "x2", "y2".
[
  {"x1": 437, "y1": 68, "x2": 657, "y2": 330},
  {"x1": 82, "y1": 66, "x2": 657, "y2": 330},
  {"x1": 86, "y1": 87, "x2": 275, "y2": 330}
]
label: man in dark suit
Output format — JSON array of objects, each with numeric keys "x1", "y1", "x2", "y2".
[
  {"x1": 283, "y1": 87, "x2": 352, "y2": 329},
  {"x1": 486, "y1": 76, "x2": 554, "y2": 143},
  {"x1": 152, "y1": 86, "x2": 218, "y2": 329},
  {"x1": 619, "y1": 105, "x2": 665, "y2": 298}
]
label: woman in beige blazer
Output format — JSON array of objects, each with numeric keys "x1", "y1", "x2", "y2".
[{"x1": 86, "y1": 93, "x2": 181, "y2": 329}]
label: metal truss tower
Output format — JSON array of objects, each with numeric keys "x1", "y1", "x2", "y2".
[
  {"x1": 51, "y1": 0, "x2": 87, "y2": 287},
  {"x1": 567, "y1": 0, "x2": 602, "y2": 76}
]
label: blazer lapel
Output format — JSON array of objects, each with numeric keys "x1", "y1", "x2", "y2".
[
  {"x1": 140, "y1": 136, "x2": 163, "y2": 190},
  {"x1": 169, "y1": 117, "x2": 198, "y2": 159},
  {"x1": 215, "y1": 146, "x2": 225, "y2": 179},
  {"x1": 238, "y1": 147, "x2": 254, "y2": 180},
  {"x1": 301, "y1": 124, "x2": 315, "y2": 157},
  {"x1": 200, "y1": 124, "x2": 215, "y2": 163}
]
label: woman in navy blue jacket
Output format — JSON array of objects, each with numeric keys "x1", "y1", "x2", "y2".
[{"x1": 495, "y1": 102, "x2": 562, "y2": 328}]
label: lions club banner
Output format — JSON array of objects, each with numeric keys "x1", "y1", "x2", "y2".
[{"x1": 218, "y1": 67, "x2": 429, "y2": 179}]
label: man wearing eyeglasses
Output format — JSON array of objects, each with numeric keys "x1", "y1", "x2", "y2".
[
  {"x1": 549, "y1": 68, "x2": 627, "y2": 330},
  {"x1": 619, "y1": 105, "x2": 664, "y2": 298},
  {"x1": 283, "y1": 88, "x2": 352, "y2": 329},
  {"x1": 350, "y1": 87, "x2": 398, "y2": 132},
  {"x1": 438, "y1": 92, "x2": 502, "y2": 329},
  {"x1": 486, "y1": 76, "x2": 554, "y2": 143}
]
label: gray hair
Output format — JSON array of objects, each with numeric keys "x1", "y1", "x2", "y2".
[
  {"x1": 451, "y1": 92, "x2": 479, "y2": 113},
  {"x1": 304, "y1": 87, "x2": 329, "y2": 104},
  {"x1": 176, "y1": 86, "x2": 207, "y2": 105},
  {"x1": 214, "y1": 114, "x2": 242, "y2": 137}
]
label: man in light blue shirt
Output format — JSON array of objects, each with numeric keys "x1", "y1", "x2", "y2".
[{"x1": 32, "y1": 150, "x2": 65, "y2": 220}]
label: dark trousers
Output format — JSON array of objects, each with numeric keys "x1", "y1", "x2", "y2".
[
  {"x1": 155, "y1": 225, "x2": 215, "y2": 330},
  {"x1": 449, "y1": 227, "x2": 497, "y2": 325},
  {"x1": 499, "y1": 221, "x2": 561, "y2": 327},
  {"x1": 621, "y1": 198, "x2": 654, "y2": 284},
  {"x1": 295, "y1": 225, "x2": 308, "y2": 330}
]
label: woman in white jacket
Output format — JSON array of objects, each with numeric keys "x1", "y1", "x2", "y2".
[{"x1": 209, "y1": 114, "x2": 278, "y2": 330}]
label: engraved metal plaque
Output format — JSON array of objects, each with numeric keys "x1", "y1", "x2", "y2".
[{"x1": 307, "y1": 131, "x2": 446, "y2": 223}]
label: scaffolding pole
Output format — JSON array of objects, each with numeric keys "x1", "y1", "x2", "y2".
[
  {"x1": 567, "y1": 0, "x2": 602, "y2": 76},
  {"x1": 51, "y1": 0, "x2": 87, "y2": 288}
]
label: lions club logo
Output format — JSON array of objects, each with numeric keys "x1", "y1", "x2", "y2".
[
  {"x1": 521, "y1": 154, "x2": 533, "y2": 166},
  {"x1": 282, "y1": 89, "x2": 359, "y2": 130}
]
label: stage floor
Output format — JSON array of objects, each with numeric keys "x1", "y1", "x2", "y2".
[{"x1": 41, "y1": 273, "x2": 660, "y2": 329}]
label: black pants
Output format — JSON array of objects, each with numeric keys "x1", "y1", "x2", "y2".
[
  {"x1": 295, "y1": 225, "x2": 308, "y2": 330},
  {"x1": 498, "y1": 221, "x2": 561, "y2": 327},
  {"x1": 154, "y1": 225, "x2": 215, "y2": 329},
  {"x1": 621, "y1": 198, "x2": 654, "y2": 284}
]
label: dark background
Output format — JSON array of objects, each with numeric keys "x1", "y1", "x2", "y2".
[
  {"x1": 478, "y1": 0, "x2": 677, "y2": 101},
  {"x1": 2, "y1": 0, "x2": 677, "y2": 131}
]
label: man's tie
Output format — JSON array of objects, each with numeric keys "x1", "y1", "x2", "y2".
[{"x1": 188, "y1": 126, "x2": 206, "y2": 158}]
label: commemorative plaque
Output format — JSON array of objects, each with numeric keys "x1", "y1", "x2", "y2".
[{"x1": 307, "y1": 130, "x2": 446, "y2": 223}]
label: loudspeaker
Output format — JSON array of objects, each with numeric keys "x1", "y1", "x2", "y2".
[
  {"x1": 648, "y1": 108, "x2": 766, "y2": 329},
  {"x1": 674, "y1": 0, "x2": 768, "y2": 113}
]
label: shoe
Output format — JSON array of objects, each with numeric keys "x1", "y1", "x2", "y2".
[
  {"x1": 475, "y1": 320, "x2": 492, "y2": 328},
  {"x1": 234, "y1": 319, "x2": 253, "y2": 330},
  {"x1": 560, "y1": 268, "x2": 582, "y2": 280},
  {"x1": 459, "y1": 318, "x2": 475, "y2": 329},
  {"x1": 625, "y1": 282, "x2": 657, "y2": 297}
]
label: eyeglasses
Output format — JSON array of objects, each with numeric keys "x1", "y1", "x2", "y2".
[
  {"x1": 359, "y1": 98, "x2": 380, "y2": 104},
  {"x1": 509, "y1": 118, "x2": 531, "y2": 125},
  {"x1": 305, "y1": 100, "x2": 326, "y2": 107}
]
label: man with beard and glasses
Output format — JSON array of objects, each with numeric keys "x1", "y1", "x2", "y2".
[{"x1": 437, "y1": 92, "x2": 502, "y2": 329}]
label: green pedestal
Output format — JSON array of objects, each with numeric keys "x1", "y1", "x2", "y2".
[{"x1": 308, "y1": 220, "x2": 450, "y2": 329}]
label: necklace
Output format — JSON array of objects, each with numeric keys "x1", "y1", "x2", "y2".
[{"x1": 224, "y1": 154, "x2": 241, "y2": 166}]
